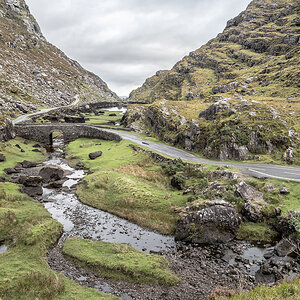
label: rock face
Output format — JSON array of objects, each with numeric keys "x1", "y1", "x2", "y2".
[
  {"x1": 0, "y1": 154, "x2": 6, "y2": 162},
  {"x1": 129, "y1": 0, "x2": 299, "y2": 104},
  {"x1": 176, "y1": 200, "x2": 241, "y2": 244},
  {"x1": 124, "y1": 0, "x2": 300, "y2": 163},
  {"x1": 0, "y1": 0, "x2": 119, "y2": 129}
]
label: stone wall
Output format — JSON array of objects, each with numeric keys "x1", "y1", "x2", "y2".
[{"x1": 14, "y1": 124, "x2": 122, "y2": 145}]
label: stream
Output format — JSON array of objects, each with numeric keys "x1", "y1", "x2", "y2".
[{"x1": 10, "y1": 136, "x2": 297, "y2": 299}]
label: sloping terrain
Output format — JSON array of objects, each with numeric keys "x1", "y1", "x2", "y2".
[
  {"x1": 0, "y1": 0, "x2": 119, "y2": 125},
  {"x1": 124, "y1": 0, "x2": 300, "y2": 163}
]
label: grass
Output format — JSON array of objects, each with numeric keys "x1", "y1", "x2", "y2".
[
  {"x1": 216, "y1": 277, "x2": 300, "y2": 300},
  {"x1": 269, "y1": 179, "x2": 300, "y2": 214},
  {"x1": 237, "y1": 222, "x2": 277, "y2": 243},
  {"x1": 85, "y1": 110, "x2": 123, "y2": 125},
  {"x1": 0, "y1": 139, "x2": 119, "y2": 299},
  {"x1": 63, "y1": 238, "x2": 180, "y2": 286},
  {"x1": 0, "y1": 137, "x2": 47, "y2": 177},
  {"x1": 66, "y1": 138, "x2": 188, "y2": 234}
]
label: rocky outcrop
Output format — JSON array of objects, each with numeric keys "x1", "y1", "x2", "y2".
[
  {"x1": 0, "y1": 119, "x2": 15, "y2": 141},
  {"x1": 129, "y1": 0, "x2": 300, "y2": 103},
  {"x1": 176, "y1": 200, "x2": 241, "y2": 244},
  {"x1": 125, "y1": 0, "x2": 299, "y2": 164},
  {"x1": 0, "y1": 0, "x2": 119, "y2": 128}
]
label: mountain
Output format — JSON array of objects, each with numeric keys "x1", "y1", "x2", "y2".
[
  {"x1": 124, "y1": 0, "x2": 300, "y2": 164},
  {"x1": 0, "y1": 0, "x2": 119, "y2": 124}
]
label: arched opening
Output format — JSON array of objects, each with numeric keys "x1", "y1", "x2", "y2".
[{"x1": 49, "y1": 131, "x2": 64, "y2": 149}]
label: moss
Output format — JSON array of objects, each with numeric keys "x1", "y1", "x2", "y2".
[
  {"x1": 237, "y1": 222, "x2": 277, "y2": 242},
  {"x1": 63, "y1": 238, "x2": 180, "y2": 286}
]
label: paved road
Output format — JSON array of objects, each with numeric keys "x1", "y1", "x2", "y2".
[
  {"x1": 105, "y1": 130, "x2": 300, "y2": 182},
  {"x1": 12, "y1": 96, "x2": 80, "y2": 125}
]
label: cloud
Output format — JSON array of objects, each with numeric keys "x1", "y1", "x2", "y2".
[{"x1": 26, "y1": 0, "x2": 251, "y2": 96}]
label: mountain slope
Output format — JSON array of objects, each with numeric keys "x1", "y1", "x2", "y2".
[
  {"x1": 124, "y1": 0, "x2": 300, "y2": 164},
  {"x1": 0, "y1": 0, "x2": 119, "y2": 124},
  {"x1": 129, "y1": 0, "x2": 299, "y2": 103}
]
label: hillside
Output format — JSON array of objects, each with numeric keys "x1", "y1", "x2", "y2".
[
  {"x1": 124, "y1": 0, "x2": 300, "y2": 164},
  {"x1": 0, "y1": 0, "x2": 119, "y2": 124}
]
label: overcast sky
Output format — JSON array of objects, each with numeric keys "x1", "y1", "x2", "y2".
[{"x1": 26, "y1": 0, "x2": 251, "y2": 96}]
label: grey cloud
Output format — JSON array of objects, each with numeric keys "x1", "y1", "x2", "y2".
[{"x1": 26, "y1": 0, "x2": 251, "y2": 96}]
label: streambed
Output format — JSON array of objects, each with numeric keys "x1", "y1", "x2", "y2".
[{"x1": 9, "y1": 137, "x2": 299, "y2": 299}]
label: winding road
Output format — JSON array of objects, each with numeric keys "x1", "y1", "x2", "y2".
[
  {"x1": 106, "y1": 130, "x2": 300, "y2": 182},
  {"x1": 12, "y1": 102, "x2": 300, "y2": 182}
]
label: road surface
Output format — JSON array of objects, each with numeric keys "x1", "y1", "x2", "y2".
[
  {"x1": 13, "y1": 95, "x2": 80, "y2": 125},
  {"x1": 105, "y1": 130, "x2": 300, "y2": 182}
]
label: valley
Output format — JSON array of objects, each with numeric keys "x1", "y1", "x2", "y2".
[{"x1": 0, "y1": 0, "x2": 299, "y2": 299}]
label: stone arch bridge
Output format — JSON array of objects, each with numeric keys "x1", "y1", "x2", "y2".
[{"x1": 14, "y1": 124, "x2": 122, "y2": 146}]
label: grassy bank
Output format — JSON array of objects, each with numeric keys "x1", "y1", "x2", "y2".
[
  {"x1": 66, "y1": 138, "x2": 189, "y2": 234},
  {"x1": 215, "y1": 277, "x2": 300, "y2": 300},
  {"x1": 0, "y1": 137, "x2": 46, "y2": 177},
  {"x1": 0, "y1": 138, "x2": 119, "y2": 299},
  {"x1": 63, "y1": 238, "x2": 180, "y2": 286}
]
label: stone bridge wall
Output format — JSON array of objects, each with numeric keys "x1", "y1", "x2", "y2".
[{"x1": 14, "y1": 124, "x2": 122, "y2": 145}]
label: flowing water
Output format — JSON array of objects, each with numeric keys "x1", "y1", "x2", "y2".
[{"x1": 43, "y1": 138, "x2": 176, "y2": 253}]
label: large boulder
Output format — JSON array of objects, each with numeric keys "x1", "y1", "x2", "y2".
[
  {"x1": 21, "y1": 186, "x2": 43, "y2": 197},
  {"x1": 236, "y1": 181, "x2": 264, "y2": 202},
  {"x1": 236, "y1": 181, "x2": 266, "y2": 222},
  {"x1": 19, "y1": 176, "x2": 43, "y2": 187},
  {"x1": 89, "y1": 151, "x2": 103, "y2": 160},
  {"x1": 39, "y1": 166, "x2": 64, "y2": 183},
  {"x1": 175, "y1": 200, "x2": 241, "y2": 244}
]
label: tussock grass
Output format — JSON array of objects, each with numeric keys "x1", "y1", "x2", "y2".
[{"x1": 63, "y1": 238, "x2": 180, "y2": 286}]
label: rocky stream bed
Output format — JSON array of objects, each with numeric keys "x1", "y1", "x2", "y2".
[{"x1": 6, "y1": 137, "x2": 299, "y2": 300}]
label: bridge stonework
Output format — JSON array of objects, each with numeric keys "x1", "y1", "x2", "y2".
[{"x1": 14, "y1": 124, "x2": 122, "y2": 145}]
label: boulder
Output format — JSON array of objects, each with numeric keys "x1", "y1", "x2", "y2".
[
  {"x1": 237, "y1": 182, "x2": 266, "y2": 222},
  {"x1": 0, "y1": 177, "x2": 5, "y2": 183},
  {"x1": 109, "y1": 113, "x2": 117, "y2": 117},
  {"x1": 32, "y1": 144, "x2": 41, "y2": 148},
  {"x1": 175, "y1": 200, "x2": 241, "y2": 244},
  {"x1": 21, "y1": 160, "x2": 37, "y2": 168},
  {"x1": 4, "y1": 168, "x2": 18, "y2": 174},
  {"x1": 274, "y1": 239, "x2": 296, "y2": 257},
  {"x1": 64, "y1": 115, "x2": 85, "y2": 123},
  {"x1": 21, "y1": 185, "x2": 43, "y2": 197},
  {"x1": 19, "y1": 176, "x2": 43, "y2": 187},
  {"x1": 89, "y1": 151, "x2": 103, "y2": 160},
  {"x1": 39, "y1": 166, "x2": 64, "y2": 183},
  {"x1": 236, "y1": 181, "x2": 264, "y2": 202},
  {"x1": 279, "y1": 187, "x2": 290, "y2": 195},
  {"x1": 0, "y1": 154, "x2": 6, "y2": 162}
]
